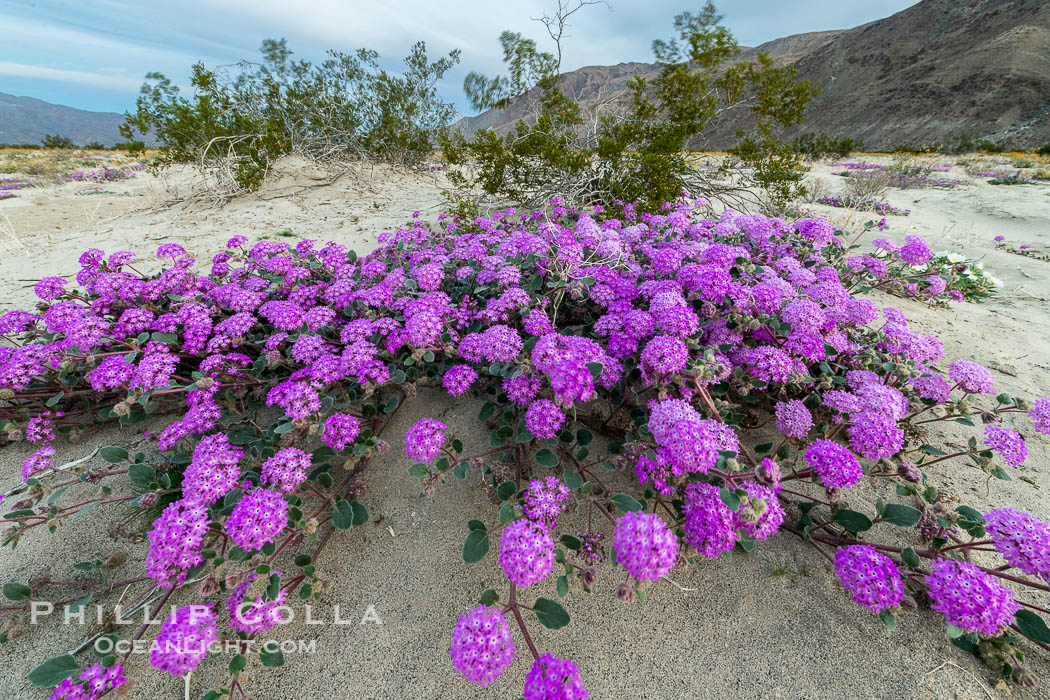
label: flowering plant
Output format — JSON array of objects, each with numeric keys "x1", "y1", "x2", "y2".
[{"x1": 1, "y1": 196, "x2": 1049, "y2": 696}]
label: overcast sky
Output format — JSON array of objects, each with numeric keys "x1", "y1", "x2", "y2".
[{"x1": 1, "y1": 0, "x2": 918, "y2": 116}]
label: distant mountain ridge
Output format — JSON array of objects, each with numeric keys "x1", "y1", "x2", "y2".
[
  {"x1": 0, "y1": 92, "x2": 127, "y2": 146},
  {"x1": 453, "y1": 0, "x2": 1050, "y2": 150}
]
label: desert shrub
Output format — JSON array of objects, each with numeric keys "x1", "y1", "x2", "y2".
[
  {"x1": 842, "y1": 168, "x2": 890, "y2": 199},
  {"x1": 892, "y1": 143, "x2": 941, "y2": 155},
  {"x1": 82, "y1": 141, "x2": 106, "y2": 151},
  {"x1": 990, "y1": 175, "x2": 1033, "y2": 185},
  {"x1": 114, "y1": 140, "x2": 146, "y2": 155},
  {"x1": 441, "y1": 2, "x2": 818, "y2": 211},
  {"x1": 1037, "y1": 144, "x2": 1050, "y2": 157},
  {"x1": 121, "y1": 38, "x2": 459, "y2": 196},
  {"x1": 792, "y1": 132, "x2": 862, "y2": 160},
  {"x1": 3, "y1": 199, "x2": 1050, "y2": 696},
  {"x1": 976, "y1": 140, "x2": 1005, "y2": 154},
  {"x1": 818, "y1": 195, "x2": 909, "y2": 216},
  {"x1": 40, "y1": 134, "x2": 74, "y2": 149}
]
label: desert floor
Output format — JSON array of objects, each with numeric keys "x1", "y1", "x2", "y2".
[{"x1": 1, "y1": 155, "x2": 1049, "y2": 699}]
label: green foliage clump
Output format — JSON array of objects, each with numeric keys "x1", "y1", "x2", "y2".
[
  {"x1": 121, "y1": 39, "x2": 460, "y2": 193},
  {"x1": 791, "y1": 132, "x2": 862, "y2": 160},
  {"x1": 40, "y1": 134, "x2": 75, "y2": 149},
  {"x1": 441, "y1": 2, "x2": 818, "y2": 212}
]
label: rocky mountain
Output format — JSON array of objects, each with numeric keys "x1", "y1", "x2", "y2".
[
  {"x1": 453, "y1": 0, "x2": 1050, "y2": 150},
  {"x1": 0, "y1": 92, "x2": 127, "y2": 146}
]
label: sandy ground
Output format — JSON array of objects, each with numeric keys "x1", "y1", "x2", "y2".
[{"x1": 1, "y1": 156, "x2": 1049, "y2": 699}]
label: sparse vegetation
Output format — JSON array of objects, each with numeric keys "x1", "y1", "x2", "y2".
[
  {"x1": 442, "y1": 2, "x2": 818, "y2": 211},
  {"x1": 791, "y1": 132, "x2": 862, "y2": 160},
  {"x1": 121, "y1": 38, "x2": 461, "y2": 197}
]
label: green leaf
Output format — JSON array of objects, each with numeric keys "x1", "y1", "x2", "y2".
[
  {"x1": 880, "y1": 504, "x2": 922, "y2": 527},
  {"x1": 1015, "y1": 610, "x2": 1050, "y2": 644},
  {"x1": 3, "y1": 582, "x2": 31, "y2": 601},
  {"x1": 128, "y1": 463, "x2": 156, "y2": 489},
  {"x1": 46, "y1": 391, "x2": 64, "y2": 408},
  {"x1": 294, "y1": 554, "x2": 312, "y2": 567},
  {"x1": 945, "y1": 624, "x2": 964, "y2": 639},
  {"x1": 349, "y1": 501, "x2": 369, "y2": 527},
  {"x1": 585, "y1": 362, "x2": 604, "y2": 380},
  {"x1": 229, "y1": 654, "x2": 247, "y2": 674},
  {"x1": 462, "y1": 530, "x2": 490, "y2": 564},
  {"x1": 901, "y1": 547, "x2": 921, "y2": 569},
  {"x1": 496, "y1": 481, "x2": 517, "y2": 502},
  {"x1": 557, "y1": 575, "x2": 569, "y2": 598},
  {"x1": 383, "y1": 396, "x2": 400, "y2": 414},
  {"x1": 534, "y1": 597, "x2": 570, "y2": 629},
  {"x1": 478, "y1": 589, "x2": 499, "y2": 606},
  {"x1": 498, "y1": 502, "x2": 515, "y2": 523},
  {"x1": 467, "y1": 519, "x2": 487, "y2": 533},
  {"x1": 260, "y1": 647, "x2": 285, "y2": 667},
  {"x1": 28, "y1": 655, "x2": 80, "y2": 688},
  {"x1": 611, "y1": 493, "x2": 642, "y2": 513},
  {"x1": 990, "y1": 465, "x2": 1012, "y2": 481},
  {"x1": 955, "y1": 505, "x2": 984, "y2": 526},
  {"x1": 98, "y1": 446, "x2": 128, "y2": 463},
  {"x1": 408, "y1": 463, "x2": 428, "y2": 478},
  {"x1": 68, "y1": 593, "x2": 93, "y2": 613},
  {"x1": 879, "y1": 609, "x2": 896, "y2": 632},
  {"x1": 535, "y1": 449, "x2": 559, "y2": 467},
  {"x1": 332, "y1": 499, "x2": 354, "y2": 530},
  {"x1": 719, "y1": 487, "x2": 740, "y2": 512},
  {"x1": 562, "y1": 470, "x2": 583, "y2": 491},
  {"x1": 833, "y1": 509, "x2": 873, "y2": 533},
  {"x1": 266, "y1": 574, "x2": 281, "y2": 601},
  {"x1": 560, "y1": 534, "x2": 581, "y2": 551}
]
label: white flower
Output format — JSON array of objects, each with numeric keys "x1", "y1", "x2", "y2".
[{"x1": 987, "y1": 275, "x2": 1004, "y2": 287}]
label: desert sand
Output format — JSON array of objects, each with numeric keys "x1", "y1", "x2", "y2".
[{"x1": 1, "y1": 156, "x2": 1049, "y2": 699}]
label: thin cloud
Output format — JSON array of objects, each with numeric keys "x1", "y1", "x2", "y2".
[{"x1": 0, "y1": 61, "x2": 142, "y2": 92}]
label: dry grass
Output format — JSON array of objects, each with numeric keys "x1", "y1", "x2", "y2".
[{"x1": 0, "y1": 148, "x2": 150, "y2": 180}]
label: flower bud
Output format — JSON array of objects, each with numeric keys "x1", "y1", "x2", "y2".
[
  {"x1": 198, "y1": 575, "x2": 220, "y2": 597},
  {"x1": 897, "y1": 461, "x2": 922, "y2": 484},
  {"x1": 581, "y1": 568, "x2": 597, "y2": 588},
  {"x1": 899, "y1": 595, "x2": 918, "y2": 613},
  {"x1": 196, "y1": 377, "x2": 215, "y2": 389},
  {"x1": 615, "y1": 583, "x2": 636, "y2": 604},
  {"x1": 139, "y1": 492, "x2": 158, "y2": 509}
]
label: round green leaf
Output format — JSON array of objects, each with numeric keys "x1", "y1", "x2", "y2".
[
  {"x1": 462, "y1": 530, "x2": 490, "y2": 564},
  {"x1": 534, "y1": 597, "x2": 570, "y2": 629},
  {"x1": 28, "y1": 655, "x2": 80, "y2": 688},
  {"x1": 99, "y1": 446, "x2": 128, "y2": 463},
  {"x1": 833, "y1": 509, "x2": 873, "y2": 533}
]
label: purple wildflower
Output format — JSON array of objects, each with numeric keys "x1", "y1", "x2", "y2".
[
  {"x1": 833, "y1": 545, "x2": 905, "y2": 613},
  {"x1": 613, "y1": 511, "x2": 677, "y2": 581},
  {"x1": 499, "y1": 519, "x2": 556, "y2": 587},
  {"x1": 449, "y1": 605, "x2": 516, "y2": 688}
]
